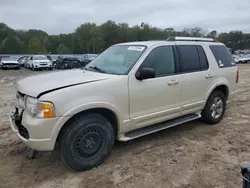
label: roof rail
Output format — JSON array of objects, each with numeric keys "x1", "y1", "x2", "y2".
[{"x1": 167, "y1": 36, "x2": 217, "y2": 42}]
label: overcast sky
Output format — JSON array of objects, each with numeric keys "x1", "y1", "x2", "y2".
[{"x1": 1, "y1": 0, "x2": 250, "y2": 34}]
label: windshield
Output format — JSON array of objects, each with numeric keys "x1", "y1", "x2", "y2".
[
  {"x1": 85, "y1": 45, "x2": 146, "y2": 75},
  {"x1": 1, "y1": 56, "x2": 17, "y2": 61},
  {"x1": 33, "y1": 55, "x2": 48, "y2": 60}
]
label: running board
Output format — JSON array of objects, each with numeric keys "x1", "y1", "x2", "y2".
[{"x1": 118, "y1": 113, "x2": 201, "y2": 141}]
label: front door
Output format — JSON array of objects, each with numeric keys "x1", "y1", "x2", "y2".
[{"x1": 129, "y1": 45, "x2": 182, "y2": 130}]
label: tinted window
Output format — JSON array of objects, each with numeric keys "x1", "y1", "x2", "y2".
[
  {"x1": 197, "y1": 46, "x2": 209, "y2": 70},
  {"x1": 177, "y1": 45, "x2": 200, "y2": 73},
  {"x1": 141, "y1": 46, "x2": 175, "y2": 77},
  {"x1": 209, "y1": 45, "x2": 236, "y2": 68}
]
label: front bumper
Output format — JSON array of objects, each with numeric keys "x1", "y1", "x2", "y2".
[
  {"x1": 10, "y1": 108, "x2": 61, "y2": 151},
  {"x1": 1, "y1": 64, "x2": 20, "y2": 68},
  {"x1": 34, "y1": 64, "x2": 52, "y2": 69}
]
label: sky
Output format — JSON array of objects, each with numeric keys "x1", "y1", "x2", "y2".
[{"x1": 1, "y1": 0, "x2": 250, "y2": 34}]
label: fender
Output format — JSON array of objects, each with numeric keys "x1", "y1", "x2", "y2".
[
  {"x1": 205, "y1": 80, "x2": 230, "y2": 102},
  {"x1": 49, "y1": 102, "x2": 130, "y2": 146}
]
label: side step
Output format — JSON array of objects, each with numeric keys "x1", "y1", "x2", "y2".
[{"x1": 119, "y1": 113, "x2": 201, "y2": 141}]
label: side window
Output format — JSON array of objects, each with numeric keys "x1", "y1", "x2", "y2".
[
  {"x1": 30, "y1": 56, "x2": 33, "y2": 60},
  {"x1": 177, "y1": 45, "x2": 200, "y2": 73},
  {"x1": 197, "y1": 46, "x2": 209, "y2": 70},
  {"x1": 209, "y1": 45, "x2": 235, "y2": 68},
  {"x1": 141, "y1": 46, "x2": 176, "y2": 77}
]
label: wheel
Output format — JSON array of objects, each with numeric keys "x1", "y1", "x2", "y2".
[
  {"x1": 60, "y1": 113, "x2": 115, "y2": 171},
  {"x1": 239, "y1": 61, "x2": 243, "y2": 64},
  {"x1": 49, "y1": 68, "x2": 52, "y2": 71},
  {"x1": 201, "y1": 90, "x2": 226, "y2": 125}
]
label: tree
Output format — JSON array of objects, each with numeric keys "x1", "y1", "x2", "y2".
[
  {"x1": 57, "y1": 44, "x2": 72, "y2": 54},
  {"x1": 0, "y1": 22, "x2": 250, "y2": 54},
  {"x1": 28, "y1": 37, "x2": 47, "y2": 54},
  {"x1": 1, "y1": 36, "x2": 23, "y2": 54}
]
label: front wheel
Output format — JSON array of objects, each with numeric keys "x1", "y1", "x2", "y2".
[
  {"x1": 201, "y1": 90, "x2": 226, "y2": 125},
  {"x1": 60, "y1": 114, "x2": 115, "y2": 171}
]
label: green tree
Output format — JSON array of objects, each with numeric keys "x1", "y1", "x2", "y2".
[
  {"x1": 56, "y1": 44, "x2": 72, "y2": 54},
  {"x1": 28, "y1": 37, "x2": 47, "y2": 54},
  {"x1": 1, "y1": 36, "x2": 23, "y2": 54}
]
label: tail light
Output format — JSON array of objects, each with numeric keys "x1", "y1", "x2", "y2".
[{"x1": 236, "y1": 69, "x2": 239, "y2": 83}]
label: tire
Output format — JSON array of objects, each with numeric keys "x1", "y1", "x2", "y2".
[
  {"x1": 201, "y1": 90, "x2": 226, "y2": 125},
  {"x1": 60, "y1": 113, "x2": 115, "y2": 171},
  {"x1": 49, "y1": 68, "x2": 52, "y2": 71}
]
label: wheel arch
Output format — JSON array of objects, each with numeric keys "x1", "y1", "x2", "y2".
[
  {"x1": 206, "y1": 83, "x2": 229, "y2": 102},
  {"x1": 54, "y1": 107, "x2": 120, "y2": 148}
]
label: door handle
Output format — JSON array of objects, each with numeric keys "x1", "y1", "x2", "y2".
[
  {"x1": 205, "y1": 73, "x2": 214, "y2": 79},
  {"x1": 168, "y1": 80, "x2": 179, "y2": 85}
]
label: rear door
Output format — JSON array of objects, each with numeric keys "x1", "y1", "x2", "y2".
[{"x1": 177, "y1": 45, "x2": 214, "y2": 115}]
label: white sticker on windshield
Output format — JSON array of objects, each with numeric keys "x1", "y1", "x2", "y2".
[{"x1": 127, "y1": 46, "x2": 145, "y2": 51}]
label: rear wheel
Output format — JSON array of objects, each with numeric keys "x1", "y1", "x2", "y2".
[
  {"x1": 201, "y1": 90, "x2": 226, "y2": 125},
  {"x1": 60, "y1": 113, "x2": 115, "y2": 171}
]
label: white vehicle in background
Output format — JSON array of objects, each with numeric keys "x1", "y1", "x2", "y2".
[
  {"x1": 233, "y1": 54, "x2": 250, "y2": 64},
  {"x1": 27, "y1": 55, "x2": 53, "y2": 70},
  {"x1": 0, "y1": 56, "x2": 20, "y2": 69}
]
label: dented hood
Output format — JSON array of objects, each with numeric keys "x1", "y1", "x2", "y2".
[{"x1": 16, "y1": 69, "x2": 115, "y2": 98}]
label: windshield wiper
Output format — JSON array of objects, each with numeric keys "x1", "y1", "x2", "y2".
[{"x1": 88, "y1": 66, "x2": 106, "y2": 73}]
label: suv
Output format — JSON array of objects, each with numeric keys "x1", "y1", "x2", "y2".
[
  {"x1": 26, "y1": 55, "x2": 53, "y2": 70},
  {"x1": 10, "y1": 37, "x2": 238, "y2": 171}
]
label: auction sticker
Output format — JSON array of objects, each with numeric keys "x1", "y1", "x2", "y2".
[{"x1": 127, "y1": 46, "x2": 145, "y2": 51}]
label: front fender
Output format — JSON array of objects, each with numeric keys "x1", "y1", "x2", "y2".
[{"x1": 49, "y1": 102, "x2": 126, "y2": 147}]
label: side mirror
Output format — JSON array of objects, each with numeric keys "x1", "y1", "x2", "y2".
[{"x1": 135, "y1": 67, "x2": 155, "y2": 80}]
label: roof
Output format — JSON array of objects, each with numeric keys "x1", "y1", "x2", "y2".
[{"x1": 116, "y1": 40, "x2": 222, "y2": 48}]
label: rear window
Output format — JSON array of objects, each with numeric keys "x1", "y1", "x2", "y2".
[{"x1": 209, "y1": 45, "x2": 236, "y2": 68}]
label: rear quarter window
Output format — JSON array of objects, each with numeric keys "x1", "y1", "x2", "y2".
[{"x1": 209, "y1": 45, "x2": 236, "y2": 68}]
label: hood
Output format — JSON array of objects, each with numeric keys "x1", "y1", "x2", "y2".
[
  {"x1": 2, "y1": 61, "x2": 19, "y2": 64},
  {"x1": 16, "y1": 69, "x2": 116, "y2": 98}
]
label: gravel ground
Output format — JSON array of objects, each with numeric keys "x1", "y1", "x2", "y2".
[{"x1": 0, "y1": 65, "x2": 249, "y2": 188}]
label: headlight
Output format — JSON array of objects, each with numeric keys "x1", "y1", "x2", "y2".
[{"x1": 25, "y1": 96, "x2": 55, "y2": 118}]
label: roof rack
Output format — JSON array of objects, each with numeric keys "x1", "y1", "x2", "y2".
[{"x1": 167, "y1": 36, "x2": 217, "y2": 42}]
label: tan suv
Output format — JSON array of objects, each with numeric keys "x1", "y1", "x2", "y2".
[{"x1": 10, "y1": 37, "x2": 238, "y2": 171}]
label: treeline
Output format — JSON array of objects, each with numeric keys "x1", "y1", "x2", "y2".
[{"x1": 0, "y1": 21, "x2": 250, "y2": 54}]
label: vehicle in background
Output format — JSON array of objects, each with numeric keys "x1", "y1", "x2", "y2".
[
  {"x1": 47, "y1": 55, "x2": 58, "y2": 67},
  {"x1": 82, "y1": 54, "x2": 98, "y2": 64},
  {"x1": 77, "y1": 57, "x2": 89, "y2": 67},
  {"x1": 0, "y1": 56, "x2": 20, "y2": 70},
  {"x1": 235, "y1": 54, "x2": 250, "y2": 64},
  {"x1": 18, "y1": 56, "x2": 29, "y2": 67},
  {"x1": 55, "y1": 56, "x2": 81, "y2": 69},
  {"x1": 26, "y1": 55, "x2": 53, "y2": 70},
  {"x1": 54, "y1": 56, "x2": 64, "y2": 68},
  {"x1": 23, "y1": 56, "x2": 30, "y2": 68}
]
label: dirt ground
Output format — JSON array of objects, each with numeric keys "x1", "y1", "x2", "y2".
[{"x1": 0, "y1": 65, "x2": 249, "y2": 188}]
